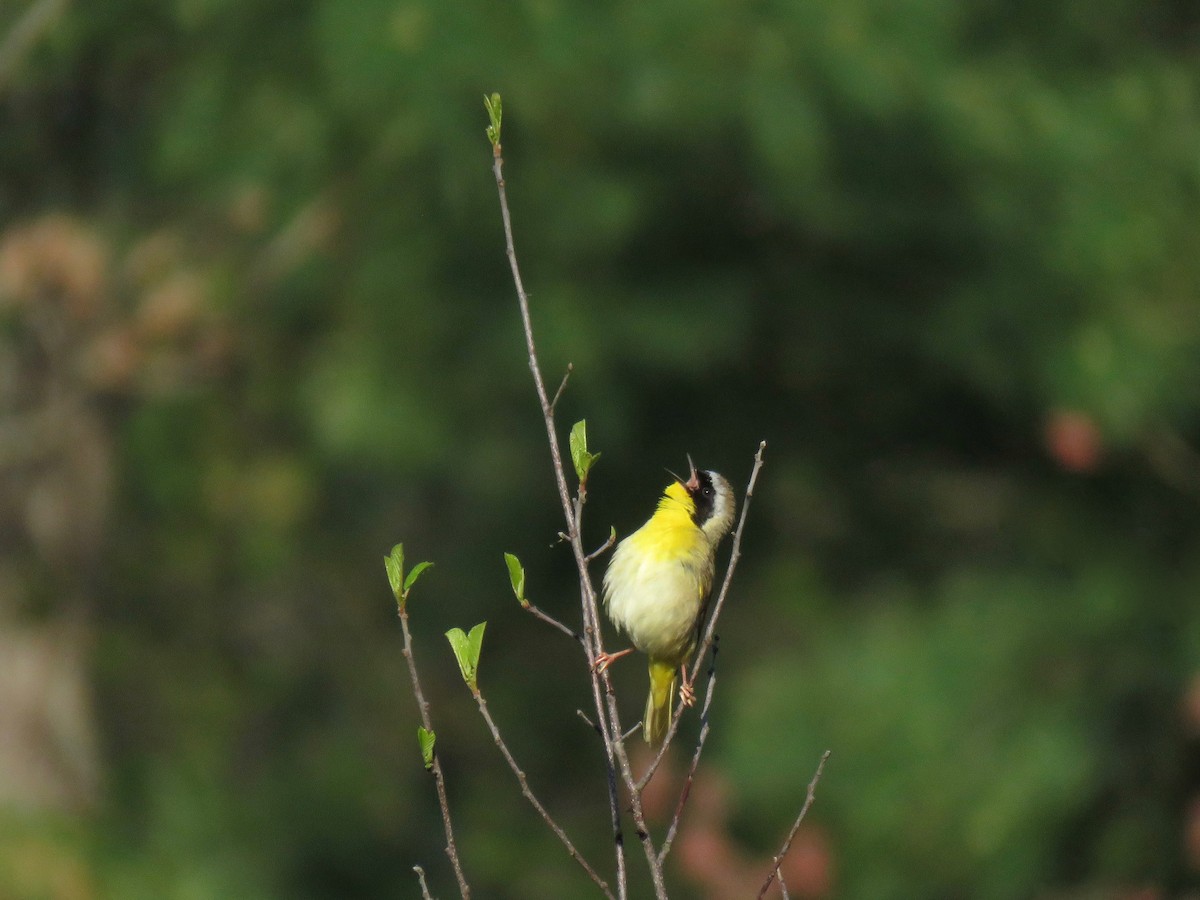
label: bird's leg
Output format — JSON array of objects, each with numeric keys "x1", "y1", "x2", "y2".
[
  {"x1": 678, "y1": 667, "x2": 696, "y2": 707},
  {"x1": 592, "y1": 647, "x2": 634, "y2": 673}
]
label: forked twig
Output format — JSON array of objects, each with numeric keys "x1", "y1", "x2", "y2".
[
  {"x1": 399, "y1": 606, "x2": 471, "y2": 898},
  {"x1": 756, "y1": 751, "x2": 832, "y2": 899}
]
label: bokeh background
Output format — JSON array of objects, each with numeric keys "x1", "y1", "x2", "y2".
[{"x1": 3, "y1": 0, "x2": 1200, "y2": 897}]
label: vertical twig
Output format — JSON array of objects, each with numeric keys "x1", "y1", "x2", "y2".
[
  {"x1": 413, "y1": 865, "x2": 435, "y2": 900},
  {"x1": 399, "y1": 607, "x2": 471, "y2": 899},
  {"x1": 601, "y1": 679, "x2": 668, "y2": 899},
  {"x1": 491, "y1": 131, "x2": 665, "y2": 900},
  {"x1": 656, "y1": 638, "x2": 719, "y2": 865},
  {"x1": 756, "y1": 750, "x2": 832, "y2": 900},
  {"x1": 688, "y1": 440, "x2": 767, "y2": 687}
]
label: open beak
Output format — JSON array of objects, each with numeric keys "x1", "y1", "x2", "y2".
[
  {"x1": 684, "y1": 453, "x2": 700, "y2": 492},
  {"x1": 666, "y1": 454, "x2": 701, "y2": 492}
]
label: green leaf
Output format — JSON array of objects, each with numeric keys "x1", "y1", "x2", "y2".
[
  {"x1": 569, "y1": 419, "x2": 600, "y2": 483},
  {"x1": 484, "y1": 92, "x2": 502, "y2": 146},
  {"x1": 404, "y1": 561, "x2": 433, "y2": 593},
  {"x1": 569, "y1": 420, "x2": 587, "y2": 475},
  {"x1": 385, "y1": 545, "x2": 433, "y2": 610},
  {"x1": 467, "y1": 621, "x2": 486, "y2": 668},
  {"x1": 446, "y1": 628, "x2": 470, "y2": 681},
  {"x1": 385, "y1": 544, "x2": 405, "y2": 605},
  {"x1": 417, "y1": 726, "x2": 436, "y2": 770},
  {"x1": 504, "y1": 553, "x2": 527, "y2": 606},
  {"x1": 446, "y1": 622, "x2": 486, "y2": 691}
]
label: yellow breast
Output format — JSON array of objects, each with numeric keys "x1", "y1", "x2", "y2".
[{"x1": 602, "y1": 484, "x2": 717, "y2": 664}]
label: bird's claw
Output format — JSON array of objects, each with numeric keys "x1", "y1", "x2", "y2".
[
  {"x1": 592, "y1": 647, "x2": 633, "y2": 674},
  {"x1": 678, "y1": 678, "x2": 696, "y2": 708}
]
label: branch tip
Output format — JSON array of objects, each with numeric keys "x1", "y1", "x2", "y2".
[{"x1": 756, "y1": 750, "x2": 831, "y2": 899}]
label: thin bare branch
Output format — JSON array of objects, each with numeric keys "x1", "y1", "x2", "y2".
[
  {"x1": 577, "y1": 709, "x2": 598, "y2": 731},
  {"x1": 491, "y1": 147, "x2": 580, "y2": 548},
  {"x1": 689, "y1": 440, "x2": 767, "y2": 687},
  {"x1": 551, "y1": 363, "x2": 574, "y2": 412},
  {"x1": 472, "y1": 689, "x2": 615, "y2": 899},
  {"x1": 492, "y1": 137, "x2": 642, "y2": 899},
  {"x1": 756, "y1": 750, "x2": 832, "y2": 900},
  {"x1": 399, "y1": 607, "x2": 471, "y2": 899},
  {"x1": 413, "y1": 866, "x2": 434, "y2": 900},
  {"x1": 522, "y1": 601, "x2": 582, "y2": 643},
  {"x1": 656, "y1": 638, "x2": 720, "y2": 865},
  {"x1": 588, "y1": 625, "x2": 636, "y2": 900},
  {"x1": 585, "y1": 528, "x2": 618, "y2": 563},
  {"x1": 596, "y1": 667, "x2": 667, "y2": 899}
]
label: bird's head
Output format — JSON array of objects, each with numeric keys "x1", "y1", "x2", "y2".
[{"x1": 667, "y1": 455, "x2": 736, "y2": 544}]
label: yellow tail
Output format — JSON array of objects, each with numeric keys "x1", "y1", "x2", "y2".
[{"x1": 644, "y1": 660, "x2": 676, "y2": 746}]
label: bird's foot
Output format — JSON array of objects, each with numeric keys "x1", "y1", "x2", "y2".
[
  {"x1": 678, "y1": 677, "x2": 696, "y2": 708},
  {"x1": 592, "y1": 647, "x2": 634, "y2": 674}
]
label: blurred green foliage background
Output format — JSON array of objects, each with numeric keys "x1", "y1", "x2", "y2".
[{"x1": 2, "y1": 0, "x2": 1199, "y2": 897}]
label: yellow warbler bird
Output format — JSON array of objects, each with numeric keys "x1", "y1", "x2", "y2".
[{"x1": 600, "y1": 457, "x2": 735, "y2": 745}]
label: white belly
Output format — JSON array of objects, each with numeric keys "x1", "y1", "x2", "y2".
[{"x1": 603, "y1": 544, "x2": 707, "y2": 661}]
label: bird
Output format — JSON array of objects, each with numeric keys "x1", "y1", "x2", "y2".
[{"x1": 599, "y1": 457, "x2": 736, "y2": 746}]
